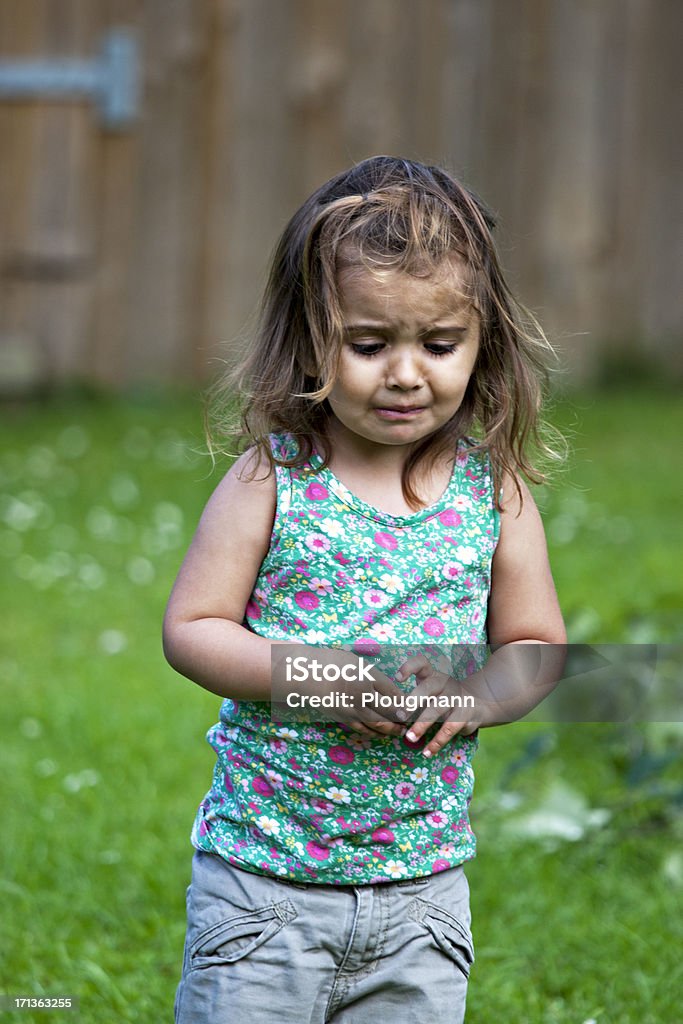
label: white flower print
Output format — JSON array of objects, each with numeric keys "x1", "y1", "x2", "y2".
[
  {"x1": 410, "y1": 767, "x2": 429, "y2": 784},
  {"x1": 383, "y1": 859, "x2": 408, "y2": 879},
  {"x1": 456, "y1": 545, "x2": 478, "y2": 564},
  {"x1": 378, "y1": 572, "x2": 403, "y2": 594},
  {"x1": 275, "y1": 727, "x2": 299, "y2": 742},
  {"x1": 303, "y1": 629, "x2": 328, "y2": 644},
  {"x1": 319, "y1": 518, "x2": 344, "y2": 538},
  {"x1": 325, "y1": 786, "x2": 351, "y2": 804},
  {"x1": 453, "y1": 494, "x2": 472, "y2": 511},
  {"x1": 256, "y1": 816, "x2": 280, "y2": 836}
]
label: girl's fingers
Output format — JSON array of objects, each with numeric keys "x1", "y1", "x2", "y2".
[
  {"x1": 394, "y1": 654, "x2": 432, "y2": 683},
  {"x1": 422, "y1": 720, "x2": 467, "y2": 757}
]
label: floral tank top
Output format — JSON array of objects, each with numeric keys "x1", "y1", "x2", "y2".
[{"x1": 191, "y1": 433, "x2": 500, "y2": 884}]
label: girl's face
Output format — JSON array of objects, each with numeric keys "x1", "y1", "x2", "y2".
[{"x1": 327, "y1": 258, "x2": 480, "y2": 458}]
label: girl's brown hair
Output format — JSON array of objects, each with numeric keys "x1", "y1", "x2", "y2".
[{"x1": 208, "y1": 155, "x2": 561, "y2": 509}]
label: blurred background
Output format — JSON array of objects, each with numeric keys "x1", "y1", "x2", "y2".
[
  {"x1": 1, "y1": 3, "x2": 681, "y2": 1023},
  {"x1": 1, "y1": 0, "x2": 682, "y2": 391}
]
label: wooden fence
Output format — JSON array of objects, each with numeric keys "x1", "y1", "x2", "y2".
[{"x1": 1, "y1": 0, "x2": 681, "y2": 391}]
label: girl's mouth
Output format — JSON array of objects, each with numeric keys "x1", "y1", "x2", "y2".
[{"x1": 374, "y1": 407, "x2": 426, "y2": 420}]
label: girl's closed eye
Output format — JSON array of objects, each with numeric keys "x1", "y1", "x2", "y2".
[
  {"x1": 423, "y1": 342, "x2": 458, "y2": 357},
  {"x1": 350, "y1": 342, "x2": 385, "y2": 358}
]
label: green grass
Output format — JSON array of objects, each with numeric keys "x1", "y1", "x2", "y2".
[{"x1": 0, "y1": 387, "x2": 681, "y2": 1023}]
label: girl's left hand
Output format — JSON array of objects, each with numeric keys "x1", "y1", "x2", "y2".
[{"x1": 395, "y1": 654, "x2": 479, "y2": 758}]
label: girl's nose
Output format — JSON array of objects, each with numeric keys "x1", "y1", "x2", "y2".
[{"x1": 386, "y1": 350, "x2": 424, "y2": 390}]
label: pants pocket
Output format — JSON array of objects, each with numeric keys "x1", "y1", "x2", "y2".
[
  {"x1": 409, "y1": 897, "x2": 474, "y2": 978},
  {"x1": 189, "y1": 901, "x2": 297, "y2": 970}
]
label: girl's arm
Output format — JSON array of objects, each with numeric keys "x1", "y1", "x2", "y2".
[
  {"x1": 485, "y1": 474, "x2": 565, "y2": 648},
  {"x1": 162, "y1": 449, "x2": 281, "y2": 701},
  {"x1": 397, "y1": 474, "x2": 567, "y2": 755}
]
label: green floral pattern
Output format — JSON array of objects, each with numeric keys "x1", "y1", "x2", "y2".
[{"x1": 191, "y1": 434, "x2": 500, "y2": 883}]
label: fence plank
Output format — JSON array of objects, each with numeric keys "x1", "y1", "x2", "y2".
[
  {"x1": 124, "y1": 0, "x2": 210, "y2": 382},
  {"x1": 0, "y1": 0, "x2": 98, "y2": 389}
]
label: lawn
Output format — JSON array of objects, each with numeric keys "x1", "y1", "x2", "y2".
[{"x1": 0, "y1": 387, "x2": 681, "y2": 1023}]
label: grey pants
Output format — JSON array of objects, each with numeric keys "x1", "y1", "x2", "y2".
[{"x1": 175, "y1": 851, "x2": 473, "y2": 1023}]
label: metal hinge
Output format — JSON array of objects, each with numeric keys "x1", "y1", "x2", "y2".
[{"x1": 0, "y1": 28, "x2": 140, "y2": 129}]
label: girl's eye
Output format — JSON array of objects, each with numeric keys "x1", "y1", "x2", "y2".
[
  {"x1": 350, "y1": 343, "x2": 384, "y2": 358},
  {"x1": 424, "y1": 343, "x2": 457, "y2": 357}
]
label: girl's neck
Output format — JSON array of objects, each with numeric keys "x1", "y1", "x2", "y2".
[{"x1": 321, "y1": 427, "x2": 453, "y2": 516}]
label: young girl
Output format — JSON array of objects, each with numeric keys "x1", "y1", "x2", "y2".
[{"x1": 164, "y1": 156, "x2": 565, "y2": 1023}]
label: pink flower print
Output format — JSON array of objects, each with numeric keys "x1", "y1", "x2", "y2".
[
  {"x1": 295, "y1": 590, "x2": 319, "y2": 611},
  {"x1": 312, "y1": 798, "x2": 335, "y2": 813},
  {"x1": 363, "y1": 588, "x2": 387, "y2": 607},
  {"x1": 423, "y1": 617, "x2": 445, "y2": 637},
  {"x1": 265, "y1": 770, "x2": 284, "y2": 789},
  {"x1": 269, "y1": 739, "x2": 287, "y2": 754},
  {"x1": 369, "y1": 622, "x2": 397, "y2": 642},
  {"x1": 310, "y1": 577, "x2": 334, "y2": 596},
  {"x1": 245, "y1": 600, "x2": 261, "y2": 620},
  {"x1": 305, "y1": 482, "x2": 329, "y2": 501},
  {"x1": 329, "y1": 745, "x2": 355, "y2": 765},
  {"x1": 451, "y1": 749, "x2": 468, "y2": 767},
  {"x1": 305, "y1": 533, "x2": 331, "y2": 553},
  {"x1": 374, "y1": 531, "x2": 398, "y2": 551},
  {"x1": 426, "y1": 810, "x2": 448, "y2": 827},
  {"x1": 440, "y1": 766, "x2": 460, "y2": 785},
  {"x1": 371, "y1": 827, "x2": 395, "y2": 844},
  {"x1": 442, "y1": 562, "x2": 461, "y2": 581},
  {"x1": 395, "y1": 781, "x2": 415, "y2": 799},
  {"x1": 306, "y1": 840, "x2": 330, "y2": 860},
  {"x1": 252, "y1": 776, "x2": 275, "y2": 797},
  {"x1": 439, "y1": 508, "x2": 462, "y2": 527},
  {"x1": 223, "y1": 771, "x2": 234, "y2": 793},
  {"x1": 432, "y1": 858, "x2": 451, "y2": 873},
  {"x1": 352, "y1": 638, "x2": 381, "y2": 658}
]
